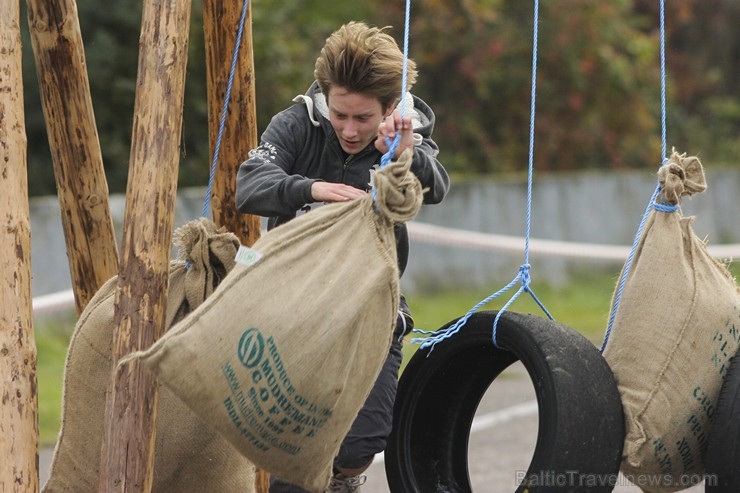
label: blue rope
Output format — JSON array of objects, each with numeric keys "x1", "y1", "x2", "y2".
[
  {"x1": 381, "y1": 0, "x2": 411, "y2": 169},
  {"x1": 600, "y1": 0, "x2": 672, "y2": 352},
  {"x1": 414, "y1": 0, "x2": 553, "y2": 352},
  {"x1": 185, "y1": 0, "x2": 249, "y2": 271},
  {"x1": 659, "y1": 0, "x2": 667, "y2": 162},
  {"x1": 372, "y1": 0, "x2": 411, "y2": 209},
  {"x1": 600, "y1": 186, "x2": 658, "y2": 350},
  {"x1": 202, "y1": 0, "x2": 251, "y2": 218}
]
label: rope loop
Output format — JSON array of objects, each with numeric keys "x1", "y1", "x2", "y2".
[{"x1": 652, "y1": 201, "x2": 679, "y2": 213}]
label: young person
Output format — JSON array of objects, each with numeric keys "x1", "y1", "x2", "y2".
[{"x1": 236, "y1": 21, "x2": 449, "y2": 493}]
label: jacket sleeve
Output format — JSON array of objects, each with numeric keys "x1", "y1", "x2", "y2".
[
  {"x1": 235, "y1": 109, "x2": 316, "y2": 217},
  {"x1": 409, "y1": 134, "x2": 450, "y2": 205},
  {"x1": 407, "y1": 98, "x2": 450, "y2": 205}
]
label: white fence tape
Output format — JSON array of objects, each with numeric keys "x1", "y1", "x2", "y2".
[
  {"x1": 407, "y1": 222, "x2": 740, "y2": 261},
  {"x1": 31, "y1": 222, "x2": 740, "y2": 316},
  {"x1": 32, "y1": 289, "x2": 76, "y2": 316}
]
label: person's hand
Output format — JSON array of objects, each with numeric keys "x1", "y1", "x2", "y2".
[
  {"x1": 375, "y1": 109, "x2": 414, "y2": 159},
  {"x1": 310, "y1": 181, "x2": 367, "y2": 203}
]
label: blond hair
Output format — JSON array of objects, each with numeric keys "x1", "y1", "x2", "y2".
[{"x1": 315, "y1": 21, "x2": 418, "y2": 111}]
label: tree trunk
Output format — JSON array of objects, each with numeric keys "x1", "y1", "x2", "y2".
[
  {"x1": 203, "y1": 0, "x2": 261, "y2": 247},
  {"x1": 0, "y1": 1, "x2": 39, "y2": 491},
  {"x1": 97, "y1": 0, "x2": 192, "y2": 491},
  {"x1": 203, "y1": 1, "x2": 264, "y2": 488},
  {"x1": 26, "y1": 0, "x2": 119, "y2": 315}
]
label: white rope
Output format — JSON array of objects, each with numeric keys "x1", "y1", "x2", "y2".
[
  {"x1": 407, "y1": 221, "x2": 740, "y2": 261},
  {"x1": 33, "y1": 289, "x2": 76, "y2": 316},
  {"x1": 30, "y1": 222, "x2": 739, "y2": 316}
]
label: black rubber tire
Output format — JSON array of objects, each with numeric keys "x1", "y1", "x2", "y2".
[
  {"x1": 385, "y1": 310, "x2": 624, "y2": 492},
  {"x1": 705, "y1": 349, "x2": 740, "y2": 492}
]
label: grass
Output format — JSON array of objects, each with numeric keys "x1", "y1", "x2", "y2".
[
  {"x1": 407, "y1": 273, "x2": 618, "y2": 340},
  {"x1": 34, "y1": 264, "x2": 739, "y2": 447},
  {"x1": 405, "y1": 263, "x2": 740, "y2": 358},
  {"x1": 400, "y1": 270, "x2": 620, "y2": 368},
  {"x1": 36, "y1": 312, "x2": 77, "y2": 446}
]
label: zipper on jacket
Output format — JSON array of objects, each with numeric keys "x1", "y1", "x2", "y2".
[
  {"x1": 340, "y1": 144, "x2": 377, "y2": 186},
  {"x1": 341, "y1": 154, "x2": 354, "y2": 182}
]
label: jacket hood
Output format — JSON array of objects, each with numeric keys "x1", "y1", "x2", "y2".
[{"x1": 292, "y1": 81, "x2": 434, "y2": 139}]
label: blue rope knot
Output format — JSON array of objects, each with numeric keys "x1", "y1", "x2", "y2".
[
  {"x1": 519, "y1": 263, "x2": 532, "y2": 287},
  {"x1": 652, "y1": 200, "x2": 679, "y2": 213},
  {"x1": 490, "y1": 263, "x2": 553, "y2": 348},
  {"x1": 412, "y1": 261, "x2": 553, "y2": 353}
]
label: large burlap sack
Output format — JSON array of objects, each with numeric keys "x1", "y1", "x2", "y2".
[
  {"x1": 126, "y1": 151, "x2": 423, "y2": 493},
  {"x1": 43, "y1": 218, "x2": 256, "y2": 493},
  {"x1": 603, "y1": 151, "x2": 740, "y2": 492}
]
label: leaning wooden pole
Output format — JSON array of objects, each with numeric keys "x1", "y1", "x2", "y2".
[
  {"x1": 97, "y1": 0, "x2": 192, "y2": 491},
  {"x1": 26, "y1": 0, "x2": 119, "y2": 314},
  {"x1": 203, "y1": 0, "x2": 261, "y2": 247},
  {"x1": 0, "y1": 1, "x2": 39, "y2": 491}
]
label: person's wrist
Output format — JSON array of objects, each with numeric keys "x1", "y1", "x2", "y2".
[
  {"x1": 396, "y1": 142, "x2": 414, "y2": 158},
  {"x1": 308, "y1": 179, "x2": 321, "y2": 201}
]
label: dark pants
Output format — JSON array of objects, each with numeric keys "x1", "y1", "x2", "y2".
[{"x1": 269, "y1": 321, "x2": 406, "y2": 492}]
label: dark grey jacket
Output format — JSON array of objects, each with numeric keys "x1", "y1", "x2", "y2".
[{"x1": 236, "y1": 82, "x2": 450, "y2": 275}]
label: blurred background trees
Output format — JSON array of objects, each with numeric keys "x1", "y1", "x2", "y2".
[{"x1": 20, "y1": 0, "x2": 740, "y2": 195}]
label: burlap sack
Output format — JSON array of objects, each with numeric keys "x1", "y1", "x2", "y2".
[
  {"x1": 128, "y1": 151, "x2": 423, "y2": 493},
  {"x1": 43, "y1": 219, "x2": 256, "y2": 493},
  {"x1": 603, "y1": 151, "x2": 740, "y2": 492}
]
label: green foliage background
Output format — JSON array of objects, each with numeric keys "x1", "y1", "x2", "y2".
[{"x1": 20, "y1": 0, "x2": 740, "y2": 196}]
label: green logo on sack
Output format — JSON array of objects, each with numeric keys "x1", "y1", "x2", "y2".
[{"x1": 238, "y1": 328, "x2": 264, "y2": 369}]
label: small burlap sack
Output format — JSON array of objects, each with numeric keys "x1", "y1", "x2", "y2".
[
  {"x1": 603, "y1": 151, "x2": 740, "y2": 492},
  {"x1": 43, "y1": 218, "x2": 255, "y2": 493},
  {"x1": 128, "y1": 151, "x2": 423, "y2": 493}
]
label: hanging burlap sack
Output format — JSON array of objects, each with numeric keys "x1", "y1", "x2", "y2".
[
  {"x1": 43, "y1": 218, "x2": 256, "y2": 493},
  {"x1": 603, "y1": 151, "x2": 740, "y2": 492},
  {"x1": 126, "y1": 150, "x2": 423, "y2": 493}
]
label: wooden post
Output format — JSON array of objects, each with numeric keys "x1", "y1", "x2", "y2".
[
  {"x1": 203, "y1": 0, "x2": 261, "y2": 247},
  {"x1": 26, "y1": 0, "x2": 119, "y2": 314},
  {"x1": 0, "y1": 1, "x2": 39, "y2": 491},
  {"x1": 97, "y1": 0, "x2": 192, "y2": 491},
  {"x1": 203, "y1": 1, "x2": 264, "y2": 489}
]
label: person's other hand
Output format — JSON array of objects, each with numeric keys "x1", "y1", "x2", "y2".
[
  {"x1": 375, "y1": 109, "x2": 414, "y2": 159},
  {"x1": 310, "y1": 182, "x2": 367, "y2": 203}
]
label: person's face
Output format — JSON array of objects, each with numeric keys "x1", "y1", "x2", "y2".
[{"x1": 327, "y1": 87, "x2": 392, "y2": 155}]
